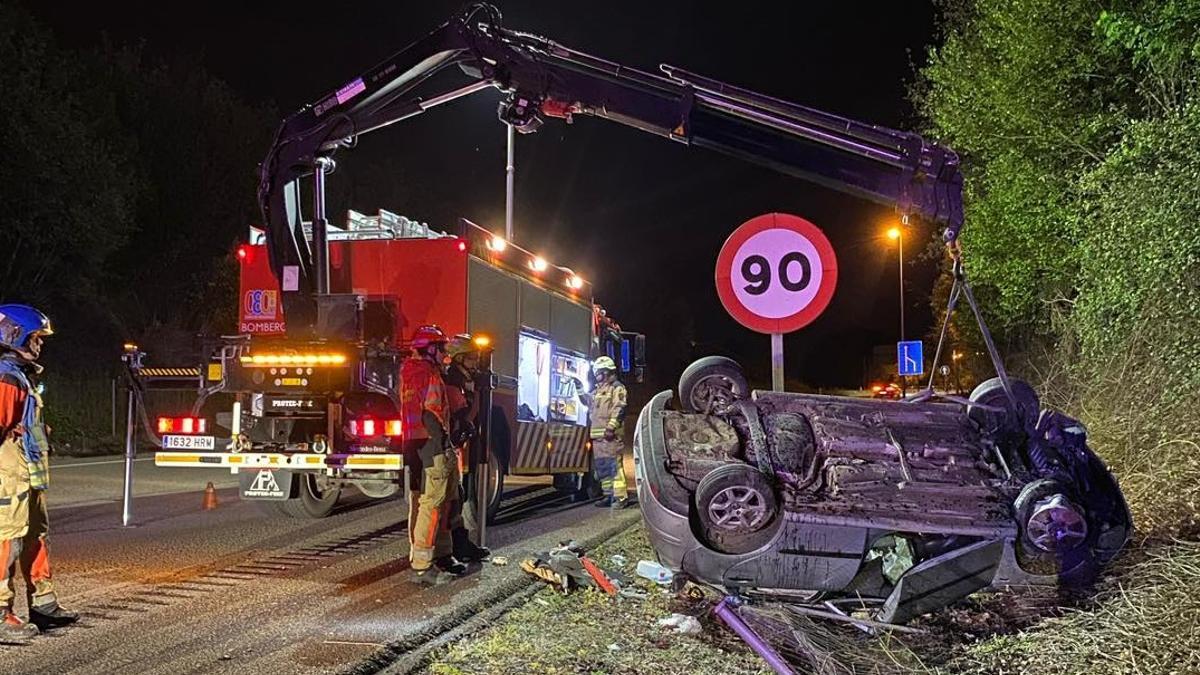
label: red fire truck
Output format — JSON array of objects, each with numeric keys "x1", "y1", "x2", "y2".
[{"x1": 154, "y1": 209, "x2": 643, "y2": 519}]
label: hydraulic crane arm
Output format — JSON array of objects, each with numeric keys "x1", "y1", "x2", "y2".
[{"x1": 259, "y1": 3, "x2": 962, "y2": 302}]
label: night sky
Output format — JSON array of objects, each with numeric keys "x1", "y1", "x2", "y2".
[{"x1": 23, "y1": 1, "x2": 941, "y2": 388}]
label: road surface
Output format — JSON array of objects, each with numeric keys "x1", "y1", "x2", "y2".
[{"x1": 0, "y1": 455, "x2": 639, "y2": 673}]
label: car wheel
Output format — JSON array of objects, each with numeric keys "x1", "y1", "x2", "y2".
[
  {"x1": 694, "y1": 463, "x2": 781, "y2": 555},
  {"x1": 678, "y1": 356, "x2": 749, "y2": 414},
  {"x1": 968, "y1": 377, "x2": 1040, "y2": 434},
  {"x1": 1012, "y1": 479, "x2": 1098, "y2": 582}
]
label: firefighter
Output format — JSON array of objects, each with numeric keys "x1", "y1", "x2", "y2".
[
  {"x1": 587, "y1": 356, "x2": 629, "y2": 508},
  {"x1": 400, "y1": 325, "x2": 468, "y2": 576},
  {"x1": 442, "y1": 334, "x2": 490, "y2": 562},
  {"x1": 0, "y1": 305, "x2": 78, "y2": 643}
]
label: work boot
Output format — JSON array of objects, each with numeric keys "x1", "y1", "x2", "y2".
[
  {"x1": 451, "y1": 527, "x2": 491, "y2": 563},
  {"x1": 0, "y1": 612, "x2": 39, "y2": 644},
  {"x1": 612, "y1": 497, "x2": 630, "y2": 510},
  {"x1": 30, "y1": 602, "x2": 80, "y2": 630},
  {"x1": 433, "y1": 555, "x2": 468, "y2": 576},
  {"x1": 593, "y1": 496, "x2": 613, "y2": 508}
]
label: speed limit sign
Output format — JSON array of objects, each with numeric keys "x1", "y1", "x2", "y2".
[{"x1": 715, "y1": 213, "x2": 838, "y2": 334}]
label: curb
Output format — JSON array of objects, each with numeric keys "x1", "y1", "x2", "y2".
[{"x1": 348, "y1": 509, "x2": 643, "y2": 675}]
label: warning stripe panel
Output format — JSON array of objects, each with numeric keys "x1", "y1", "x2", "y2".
[
  {"x1": 139, "y1": 368, "x2": 201, "y2": 378},
  {"x1": 511, "y1": 421, "x2": 545, "y2": 473},
  {"x1": 153, "y1": 452, "x2": 402, "y2": 471},
  {"x1": 548, "y1": 425, "x2": 587, "y2": 470},
  {"x1": 509, "y1": 422, "x2": 591, "y2": 474}
]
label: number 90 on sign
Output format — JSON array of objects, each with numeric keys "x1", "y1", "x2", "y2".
[{"x1": 715, "y1": 213, "x2": 838, "y2": 335}]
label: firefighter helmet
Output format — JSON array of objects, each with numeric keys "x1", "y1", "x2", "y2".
[
  {"x1": 411, "y1": 325, "x2": 449, "y2": 349},
  {"x1": 447, "y1": 334, "x2": 478, "y2": 359},
  {"x1": 0, "y1": 304, "x2": 54, "y2": 351},
  {"x1": 593, "y1": 356, "x2": 617, "y2": 373}
]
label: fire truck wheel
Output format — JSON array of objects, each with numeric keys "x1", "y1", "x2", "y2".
[
  {"x1": 353, "y1": 479, "x2": 401, "y2": 499},
  {"x1": 484, "y1": 455, "x2": 504, "y2": 524},
  {"x1": 553, "y1": 472, "x2": 602, "y2": 502},
  {"x1": 278, "y1": 473, "x2": 341, "y2": 518}
]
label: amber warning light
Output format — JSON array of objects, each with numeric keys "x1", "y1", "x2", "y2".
[{"x1": 239, "y1": 353, "x2": 348, "y2": 366}]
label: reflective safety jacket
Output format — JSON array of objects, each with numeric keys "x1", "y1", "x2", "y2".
[
  {"x1": 400, "y1": 358, "x2": 450, "y2": 442},
  {"x1": 588, "y1": 379, "x2": 627, "y2": 440},
  {"x1": 0, "y1": 357, "x2": 49, "y2": 490}
]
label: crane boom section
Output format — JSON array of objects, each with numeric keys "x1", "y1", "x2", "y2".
[{"x1": 259, "y1": 5, "x2": 962, "y2": 304}]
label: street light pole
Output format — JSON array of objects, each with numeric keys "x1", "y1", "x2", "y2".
[
  {"x1": 505, "y1": 124, "x2": 515, "y2": 241},
  {"x1": 898, "y1": 226, "x2": 904, "y2": 343},
  {"x1": 886, "y1": 222, "x2": 907, "y2": 395}
]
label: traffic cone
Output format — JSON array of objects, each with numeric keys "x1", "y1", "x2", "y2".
[{"x1": 202, "y1": 482, "x2": 218, "y2": 510}]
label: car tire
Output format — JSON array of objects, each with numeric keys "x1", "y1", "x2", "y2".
[
  {"x1": 678, "y1": 356, "x2": 749, "y2": 414},
  {"x1": 968, "y1": 377, "x2": 1040, "y2": 434},
  {"x1": 694, "y1": 463, "x2": 781, "y2": 555},
  {"x1": 1012, "y1": 479, "x2": 1098, "y2": 583}
]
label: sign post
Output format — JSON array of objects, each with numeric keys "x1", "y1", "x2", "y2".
[
  {"x1": 716, "y1": 213, "x2": 838, "y2": 391},
  {"x1": 119, "y1": 344, "x2": 145, "y2": 527},
  {"x1": 770, "y1": 333, "x2": 784, "y2": 392}
]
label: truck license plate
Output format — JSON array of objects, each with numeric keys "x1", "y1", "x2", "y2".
[{"x1": 162, "y1": 435, "x2": 215, "y2": 450}]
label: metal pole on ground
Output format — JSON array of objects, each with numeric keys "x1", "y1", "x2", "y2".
[
  {"x1": 713, "y1": 597, "x2": 795, "y2": 675},
  {"x1": 770, "y1": 333, "x2": 784, "y2": 392}
]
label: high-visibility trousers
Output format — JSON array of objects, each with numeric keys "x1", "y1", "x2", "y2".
[
  {"x1": 591, "y1": 438, "x2": 628, "y2": 500},
  {"x1": 408, "y1": 443, "x2": 463, "y2": 570},
  {"x1": 0, "y1": 438, "x2": 55, "y2": 611}
]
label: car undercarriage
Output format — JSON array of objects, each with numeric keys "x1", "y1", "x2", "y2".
[{"x1": 634, "y1": 357, "x2": 1131, "y2": 624}]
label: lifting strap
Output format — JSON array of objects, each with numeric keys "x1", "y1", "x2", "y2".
[{"x1": 909, "y1": 241, "x2": 1024, "y2": 426}]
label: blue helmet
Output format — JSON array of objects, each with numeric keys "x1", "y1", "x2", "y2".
[{"x1": 0, "y1": 304, "x2": 54, "y2": 351}]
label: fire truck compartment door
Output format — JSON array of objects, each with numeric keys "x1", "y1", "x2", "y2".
[
  {"x1": 468, "y1": 259, "x2": 518, "y2": 378},
  {"x1": 550, "y1": 295, "x2": 591, "y2": 356}
]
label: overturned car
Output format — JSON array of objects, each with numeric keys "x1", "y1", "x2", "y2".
[{"x1": 633, "y1": 357, "x2": 1131, "y2": 624}]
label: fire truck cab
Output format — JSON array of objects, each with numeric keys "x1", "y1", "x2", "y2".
[{"x1": 155, "y1": 210, "x2": 643, "y2": 519}]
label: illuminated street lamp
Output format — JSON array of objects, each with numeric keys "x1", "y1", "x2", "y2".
[
  {"x1": 885, "y1": 225, "x2": 904, "y2": 341},
  {"x1": 886, "y1": 221, "x2": 906, "y2": 394}
]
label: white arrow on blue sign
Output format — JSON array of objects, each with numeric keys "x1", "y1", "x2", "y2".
[{"x1": 897, "y1": 340, "x2": 924, "y2": 377}]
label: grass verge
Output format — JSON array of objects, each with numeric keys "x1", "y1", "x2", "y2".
[
  {"x1": 426, "y1": 521, "x2": 1200, "y2": 675},
  {"x1": 427, "y1": 524, "x2": 772, "y2": 675}
]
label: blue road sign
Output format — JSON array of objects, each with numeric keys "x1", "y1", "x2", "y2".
[{"x1": 898, "y1": 340, "x2": 924, "y2": 377}]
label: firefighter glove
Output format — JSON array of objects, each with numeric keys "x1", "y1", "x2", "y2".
[{"x1": 451, "y1": 421, "x2": 476, "y2": 447}]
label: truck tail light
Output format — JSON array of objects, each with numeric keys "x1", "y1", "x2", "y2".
[
  {"x1": 348, "y1": 418, "x2": 402, "y2": 438},
  {"x1": 157, "y1": 416, "x2": 208, "y2": 435}
]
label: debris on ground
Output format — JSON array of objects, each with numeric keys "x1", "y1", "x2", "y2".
[
  {"x1": 431, "y1": 525, "x2": 775, "y2": 674},
  {"x1": 490, "y1": 556, "x2": 508, "y2": 566},
  {"x1": 658, "y1": 613, "x2": 703, "y2": 635},
  {"x1": 636, "y1": 559, "x2": 674, "y2": 585},
  {"x1": 519, "y1": 540, "x2": 624, "y2": 595}
]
